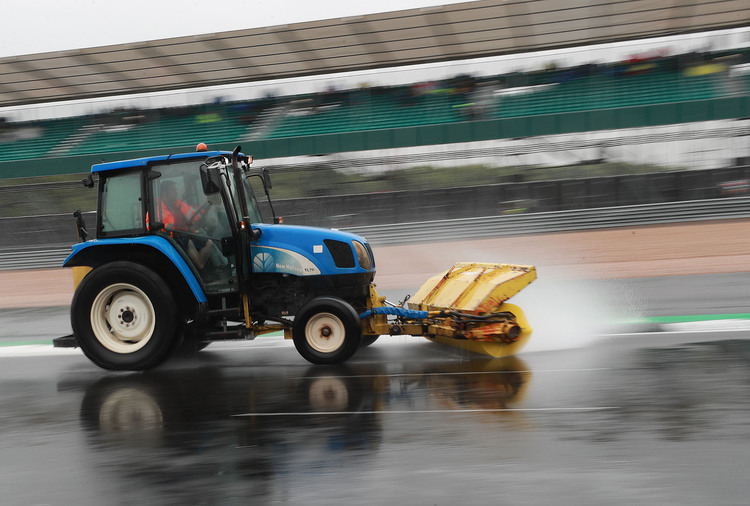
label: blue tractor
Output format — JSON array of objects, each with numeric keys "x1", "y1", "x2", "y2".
[
  {"x1": 60, "y1": 146, "x2": 378, "y2": 369},
  {"x1": 57, "y1": 145, "x2": 536, "y2": 370}
]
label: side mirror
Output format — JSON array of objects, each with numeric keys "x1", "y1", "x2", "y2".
[
  {"x1": 200, "y1": 164, "x2": 222, "y2": 195},
  {"x1": 81, "y1": 174, "x2": 95, "y2": 188},
  {"x1": 73, "y1": 210, "x2": 89, "y2": 241}
]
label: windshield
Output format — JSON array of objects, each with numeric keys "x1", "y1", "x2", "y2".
[
  {"x1": 150, "y1": 160, "x2": 232, "y2": 240},
  {"x1": 227, "y1": 165, "x2": 264, "y2": 225}
]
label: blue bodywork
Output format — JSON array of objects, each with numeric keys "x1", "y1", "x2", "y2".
[
  {"x1": 65, "y1": 223, "x2": 374, "y2": 302},
  {"x1": 251, "y1": 223, "x2": 372, "y2": 277},
  {"x1": 90, "y1": 151, "x2": 228, "y2": 173},
  {"x1": 64, "y1": 235, "x2": 208, "y2": 302}
]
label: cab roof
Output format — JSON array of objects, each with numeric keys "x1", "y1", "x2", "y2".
[{"x1": 91, "y1": 150, "x2": 237, "y2": 173}]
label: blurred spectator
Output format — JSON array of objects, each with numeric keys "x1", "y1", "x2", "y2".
[{"x1": 196, "y1": 112, "x2": 222, "y2": 123}]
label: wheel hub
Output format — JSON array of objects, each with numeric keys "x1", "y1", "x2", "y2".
[
  {"x1": 305, "y1": 312, "x2": 346, "y2": 353},
  {"x1": 120, "y1": 308, "x2": 135, "y2": 325},
  {"x1": 90, "y1": 283, "x2": 156, "y2": 354},
  {"x1": 108, "y1": 294, "x2": 149, "y2": 336}
]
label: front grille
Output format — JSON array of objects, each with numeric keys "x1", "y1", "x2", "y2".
[{"x1": 324, "y1": 239, "x2": 355, "y2": 268}]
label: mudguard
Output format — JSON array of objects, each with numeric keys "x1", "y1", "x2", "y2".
[{"x1": 63, "y1": 235, "x2": 207, "y2": 303}]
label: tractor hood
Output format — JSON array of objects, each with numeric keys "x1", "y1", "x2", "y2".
[{"x1": 249, "y1": 223, "x2": 375, "y2": 277}]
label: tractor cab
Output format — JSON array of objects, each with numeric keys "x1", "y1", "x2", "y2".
[{"x1": 91, "y1": 149, "x2": 261, "y2": 295}]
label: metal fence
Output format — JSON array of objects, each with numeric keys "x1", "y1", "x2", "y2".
[
  {"x1": 3, "y1": 197, "x2": 749, "y2": 271},
  {"x1": 263, "y1": 165, "x2": 750, "y2": 229},
  {"x1": 345, "y1": 196, "x2": 750, "y2": 245}
]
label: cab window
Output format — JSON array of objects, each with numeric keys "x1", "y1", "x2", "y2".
[{"x1": 98, "y1": 171, "x2": 144, "y2": 237}]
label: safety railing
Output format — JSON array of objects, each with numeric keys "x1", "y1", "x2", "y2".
[
  {"x1": 344, "y1": 196, "x2": 750, "y2": 245},
  {"x1": 1, "y1": 197, "x2": 749, "y2": 270}
]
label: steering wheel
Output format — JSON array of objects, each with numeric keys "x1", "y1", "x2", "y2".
[{"x1": 190, "y1": 201, "x2": 213, "y2": 227}]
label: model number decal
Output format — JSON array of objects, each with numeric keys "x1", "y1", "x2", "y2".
[{"x1": 252, "y1": 247, "x2": 321, "y2": 276}]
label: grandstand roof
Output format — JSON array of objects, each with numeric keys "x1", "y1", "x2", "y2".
[{"x1": 1, "y1": 0, "x2": 748, "y2": 108}]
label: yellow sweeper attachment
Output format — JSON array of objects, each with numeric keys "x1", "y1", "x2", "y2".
[{"x1": 361, "y1": 262, "x2": 537, "y2": 358}]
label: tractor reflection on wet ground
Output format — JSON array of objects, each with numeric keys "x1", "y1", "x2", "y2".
[
  {"x1": 66, "y1": 354, "x2": 529, "y2": 504},
  {"x1": 6, "y1": 323, "x2": 750, "y2": 505}
]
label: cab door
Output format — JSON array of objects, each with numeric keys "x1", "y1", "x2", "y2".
[{"x1": 149, "y1": 161, "x2": 238, "y2": 294}]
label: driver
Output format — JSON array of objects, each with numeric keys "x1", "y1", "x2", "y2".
[
  {"x1": 160, "y1": 181, "x2": 208, "y2": 231},
  {"x1": 159, "y1": 181, "x2": 214, "y2": 269}
]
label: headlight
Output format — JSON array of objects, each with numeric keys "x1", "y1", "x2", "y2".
[{"x1": 353, "y1": 241, "x2": 372, "y2": 270}]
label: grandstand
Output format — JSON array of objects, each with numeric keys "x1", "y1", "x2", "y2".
[
  {"x1": 0, "y1": 0, "x2": 748, "y2": 234},
  {"x1": 1, "y1": 48, "x2": 748, "y2": 170}
]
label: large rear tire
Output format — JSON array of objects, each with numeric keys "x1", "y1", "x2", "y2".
[
  {"x1": 71, "y1": 261, "x2": 179, "y2": 371},
  {"x1": 293, "y1": 297, "x2": 362, "y2": 365}
]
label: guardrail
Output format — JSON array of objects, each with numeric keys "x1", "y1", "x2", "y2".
[
  {"x1": 0, "y1": 246, "x2": 72, "y2": 271},
  {"x1": 1, "y1": 197, "x2": 749, "y2": 271},
  {"x1": 344, "y1": 196, "x2": 750, "y2": 246}
]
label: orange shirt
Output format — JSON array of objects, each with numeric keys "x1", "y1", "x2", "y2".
[{"x1": 161, "y1": 199, "x2": 202, "y2": 230}]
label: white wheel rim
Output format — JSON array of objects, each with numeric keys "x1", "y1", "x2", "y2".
[
  {"x1": 308, "y1": 376, "x2": 349, "y2": 411},
  {"x1": 90, "y1": 283, "x2": 156, "y2": 354},
  {"x1": 305, "y1": 312, "x2": 346, "y2": 354},
  {"x1": 98, "y1": 388, "x2": 164, "y2": 443}
]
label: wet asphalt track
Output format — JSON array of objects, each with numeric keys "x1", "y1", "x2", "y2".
[{"x1": 2, "y1": 274, "x2": 750, "y2": 505}]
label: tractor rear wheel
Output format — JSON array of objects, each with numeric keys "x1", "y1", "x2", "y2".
[
  {"x1": 71, "y1": 261, "x2": 179, "y2": 370},
  {"x1": 293, "y1": 297, "x2": 362, "y2": 364}
]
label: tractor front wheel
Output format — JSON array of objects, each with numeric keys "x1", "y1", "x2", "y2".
[
  {"x1": 293, "y1": 297, "x2": 362, "y2": 365},
  {"x1": 71, "y1": 261, "x2": 179, "y2": 371}
]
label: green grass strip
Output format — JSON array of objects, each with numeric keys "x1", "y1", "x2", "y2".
[
  {"x1": 0, "y1": 340, "x2": 54, "y2": 347},
  {"x1": 644, "y1": 314, "x2": 750, "y2": 324}
]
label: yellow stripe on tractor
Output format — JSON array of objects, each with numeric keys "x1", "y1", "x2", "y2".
[{"x1": 363, "y1": 262, "x2": 537, "y2": 359}]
